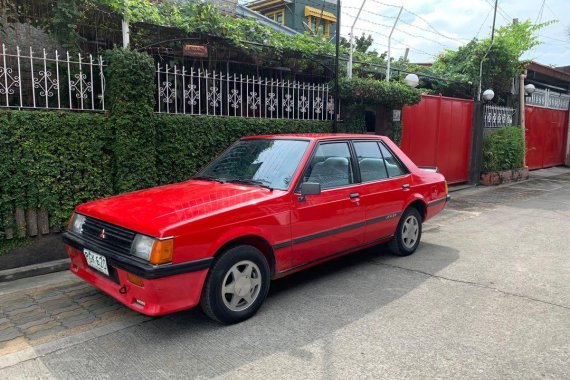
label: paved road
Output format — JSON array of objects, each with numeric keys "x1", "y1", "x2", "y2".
[{"x1": 1, "y1": 167, "x2": 569, "y2": 379}]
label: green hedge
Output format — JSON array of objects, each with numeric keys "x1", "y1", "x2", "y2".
[
  {"x1": 0, "y1": 111, "x2": 114, "y2": 230},
  {"x1": 105, "y1": 48, "x2": 158, "y2": 193},
  {"x1": 0, "y1": 110, "x2": 331, "y2": 233},
  {"x1": 338, "y1": 77, "x2": 422, "y2": 109},
  {"x1": 482, "y1": 126, "x2": 525, "y2": 172},
  {"x1": 154, "y1": 115, "x2": 331, "y2": 184}
]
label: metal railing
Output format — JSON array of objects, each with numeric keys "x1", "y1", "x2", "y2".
[
  {"x1": 484, "y1": 104, "x2": 515, "y2": 128},
  {"x1": 0, "y1": 44, "x2": 105, "y2": 111},
  {"x1": 527, "y1": 88, "x2": 570, "y2": 110},
  {"x1": 156, "y1": 64, "x2": 335, "y2": 120}
]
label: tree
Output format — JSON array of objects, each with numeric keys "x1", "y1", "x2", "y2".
[
  {"x1": 431, "y1": 20, "x2": 551, "y2": 101},
  {"x1": 340, "y1": 33, "x2": 374, "y2": 53}
]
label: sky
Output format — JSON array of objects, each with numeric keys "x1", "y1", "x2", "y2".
[{"x1": 340, "y1": 0, "x2": 569, "y2": 67}]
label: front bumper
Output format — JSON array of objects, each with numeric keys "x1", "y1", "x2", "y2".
[{"x1": 63, "y1": 233, "x2": 211, "y2": 316}]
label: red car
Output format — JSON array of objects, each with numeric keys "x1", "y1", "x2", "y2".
[{"x1": 63, "y1": 134, "x2": 449, "y2": 324}]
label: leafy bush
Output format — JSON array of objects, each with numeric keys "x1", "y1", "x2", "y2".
[
  {"x1": 0, "y1": 110, "x2": 330, "y2": 232},
  {"x1": 482, "y1": 126, "x2": 525, "y2": 172},
  {"x1": 105, "y1": 48, "x2": 157, "y2": 193},
  {"x1": 338, "y1": 77, "x2": 421, "y2": 109},
  {"x1": 0, "y1": 111, "x2": 114, "y2": 229},
  {"x1": 154, "y1": 116, "x2": 331, "y2": 184}
]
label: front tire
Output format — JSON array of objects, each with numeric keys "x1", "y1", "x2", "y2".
[
  {"x1": 200, "y1": 245, "x2": 270, "y2": 324},
  {"x1": 389, "y1": 207, "x2": 422, "y2": 256}
]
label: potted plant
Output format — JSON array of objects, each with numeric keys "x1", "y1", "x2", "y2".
[{"x1": 480, "y1": 125, "x2": 528, "y2": 185}]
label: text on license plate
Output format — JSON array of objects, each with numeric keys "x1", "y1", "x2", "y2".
[{"x1": 83, "y1": 249, "x2": 109, "y2": 276}]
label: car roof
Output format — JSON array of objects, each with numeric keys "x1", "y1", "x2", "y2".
[{"x1": 241, "y1": 133, "x2": 386, "y2": 141}]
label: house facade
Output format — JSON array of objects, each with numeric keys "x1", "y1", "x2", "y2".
[{"x1": 246, "y1": 0, "x2": 338, "y2": 39}]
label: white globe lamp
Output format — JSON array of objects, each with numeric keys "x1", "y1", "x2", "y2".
[
  {"x1": 404, "y1": 73, "x2": 419, "y2": 88},
  {"x1": 482, "y1": 89, "x2": 495, "y2": 101}
]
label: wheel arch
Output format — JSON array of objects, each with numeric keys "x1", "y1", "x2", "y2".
[
  {"x1": 214, "y1": 235, "x2": 276, "y2": 277},
  {"x1": 405, "y1": 196, "x2": 428, "y2": 222}
]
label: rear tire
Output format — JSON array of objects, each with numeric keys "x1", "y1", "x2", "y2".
[
  {"x1": 201, "y1": 245, "x2": 270, "y2": 324},
  {"x1": 389, "y1": 207, "x2": 422, "y2": 256}
]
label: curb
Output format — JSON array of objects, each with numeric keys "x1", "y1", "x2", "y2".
[{"x1": 0, "y1": 258, "x2": 70, "y2": 283}]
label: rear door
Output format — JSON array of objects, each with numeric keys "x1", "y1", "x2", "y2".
[
  {"x1": 289, "y1": 141, "x2": 366, "y2": 269},
  {"x1": 353, "y1": 140, "x2": 411, "y2": 243}
]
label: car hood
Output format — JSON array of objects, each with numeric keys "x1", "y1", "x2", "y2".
[{"x1": 76, "y1": 180, "x2": 282, "y2": 237}]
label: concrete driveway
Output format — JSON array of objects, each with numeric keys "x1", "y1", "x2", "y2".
[{"x1": 1, "y1": 167, "x2": 569, "y2": 379}]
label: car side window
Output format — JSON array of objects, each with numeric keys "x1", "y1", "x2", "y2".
[
  {"x1": 354, "y1": 141, "x2": 389, "y2": 182},
  {"x1": 378, "y1": 142, "x2": 407, "y2": 177},
  {"x1": 303, "y1": 142, "x2": 354, "y2": 189}
]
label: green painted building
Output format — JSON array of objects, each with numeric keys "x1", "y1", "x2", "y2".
[{"x1": 247, "y1": 0, "x2": 338, "y2": 39}]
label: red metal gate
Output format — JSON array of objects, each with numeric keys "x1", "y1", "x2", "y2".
[
  {"x1": 525, "y1": 106, "x2": 569, "y2": 170},
  {"x1": 401, "y1": 95, "x2": 474, "y2": 184}
]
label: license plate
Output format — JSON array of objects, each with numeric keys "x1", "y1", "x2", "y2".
[{"x1": 83, "y1": 249, "x2": 109, "y2": 276}]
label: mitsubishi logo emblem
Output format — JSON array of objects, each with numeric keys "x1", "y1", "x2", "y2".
[{"x1": 99, "y1": 229, "x2": 106, "y2": 239}]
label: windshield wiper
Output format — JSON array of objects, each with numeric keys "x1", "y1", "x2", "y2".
[
  {"x1": 192, "y1": 175, "x2": 226, "y2": 184},
  {"x1": 227, "y1": 178, "x2": 273, "y2": 191}
]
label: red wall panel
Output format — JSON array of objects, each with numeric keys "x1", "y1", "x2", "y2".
[
  {"x1": 402, "y1": 95, "x2": 474, "y2": 184},
  {"x1": 525, "y1": 106, "x2": 569, "y2": 170}
]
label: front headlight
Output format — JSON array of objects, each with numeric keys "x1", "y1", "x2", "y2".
[
  {"x1": 68, "y1": 213, "x2": 86, "y2": 234},
  {"x1": 131, "y1": 234, "x2": 155, "y2": 261},
  {"x1": 131, "y1": 235, "x2": 174, "y2": 265}
]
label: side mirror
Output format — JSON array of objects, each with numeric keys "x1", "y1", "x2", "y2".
[{"x1": 300, "y1": 182, "x2": 321, "y2": 196}]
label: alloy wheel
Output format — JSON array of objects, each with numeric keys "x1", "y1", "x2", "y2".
[
  {"x1": 401, "y1": 215, "x2": 419, "y2": 249},
  {"x1": 221, "y1": 260, "x2": 262, "y2": 312}
]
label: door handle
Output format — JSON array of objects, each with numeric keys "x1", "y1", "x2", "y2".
[
  {"x1": 402, "y1": 184, "x2": 410, "y2": 189},
  {"x1": 349, "y1": 192, "x2": 360, "y2": 199}
]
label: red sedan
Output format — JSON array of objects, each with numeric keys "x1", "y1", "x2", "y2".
[{"x1": 63, "y1": 134, "x2": 449, "y2": 324}]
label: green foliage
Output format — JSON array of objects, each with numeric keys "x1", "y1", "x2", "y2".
[
  {"x1": 388, "y1": 121, "x2": 402, "y2": 146},
  {"x1": 0, "y1": 110, "x2": 330, "y2": 233},
  {"x1": 338, "y1": 77, "x2": 422, "y2": 109},
  {"x1": 105, "y1": 48, "x2": 157, "y2": 193},
  {"x1": 95, "y1": 0, "x2": 336, "y2": 63},
  {"x1": 0, "y1": 111, "x2": 114, "y2": 229},
  {"x1": 154, "y1": 116, "x2": 331, "y2": 184},
  {"x1": 482, "y1": 126, "x2": 525, "y2": 172},
  {"x1": 340, "y1": 33, "x2": 374, "y2": 54},
  {"x1": 50, "y1": 0, "x2": 84, "y2": 52},
  {"x1": 337, "y1": 104, "x2": 366, "y2": 134},
  {"x1": 432, "y1": 20, "x2": 551, "y2": 100},
  {"x1": 0, "y1": 237, "x2": 32, "y2": 256}
]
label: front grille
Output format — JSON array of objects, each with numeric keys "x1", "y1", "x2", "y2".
[{"x1": 81, "y1": 217, "x2": 136, "y2": 256}]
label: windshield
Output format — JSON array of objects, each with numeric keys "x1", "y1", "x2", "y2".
[{"x1": 197, "y1": 139, "x2": 310, "y2": 190}]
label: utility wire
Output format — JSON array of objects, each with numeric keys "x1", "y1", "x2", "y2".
[
  {"x1": 535, "y1": 0, "x2": 546, "y2": 24},
  {"x1": 482, "y1": 0, "x2": 511, "y2": 22},
  {"x1": 352, "y1": 26, "x2": 439, "y2": 58},
  {"x1": 343, "y1": 6, "x2": 467, "y2": 43},
  {"x1": 399, "y1": 7, "x2": 466, "y2": 43},
  {"x1": 344, "y1": 12, "x2": 451, "y2": 49},
  {"x1": 475, "y1": 9, "x2": 492, "y2": 39}
]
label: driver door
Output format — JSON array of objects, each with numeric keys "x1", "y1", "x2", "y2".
[{"x1": 289, "y1": 141, "x2": 366, "y2": 269}]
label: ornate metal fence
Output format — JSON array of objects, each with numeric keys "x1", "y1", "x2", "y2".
[
  {"x1": 0, "y1": 44, "x2": 105, "y2": 111},
  {"x1": 156, "y1": 64, "x2": 334, "y2": 120},
  {"x1": 527, "y1": 88, "x2": 570, "y2": 110},
  {"x1": 483, "y1": 104, "x2": 515, "y2": 128}
]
